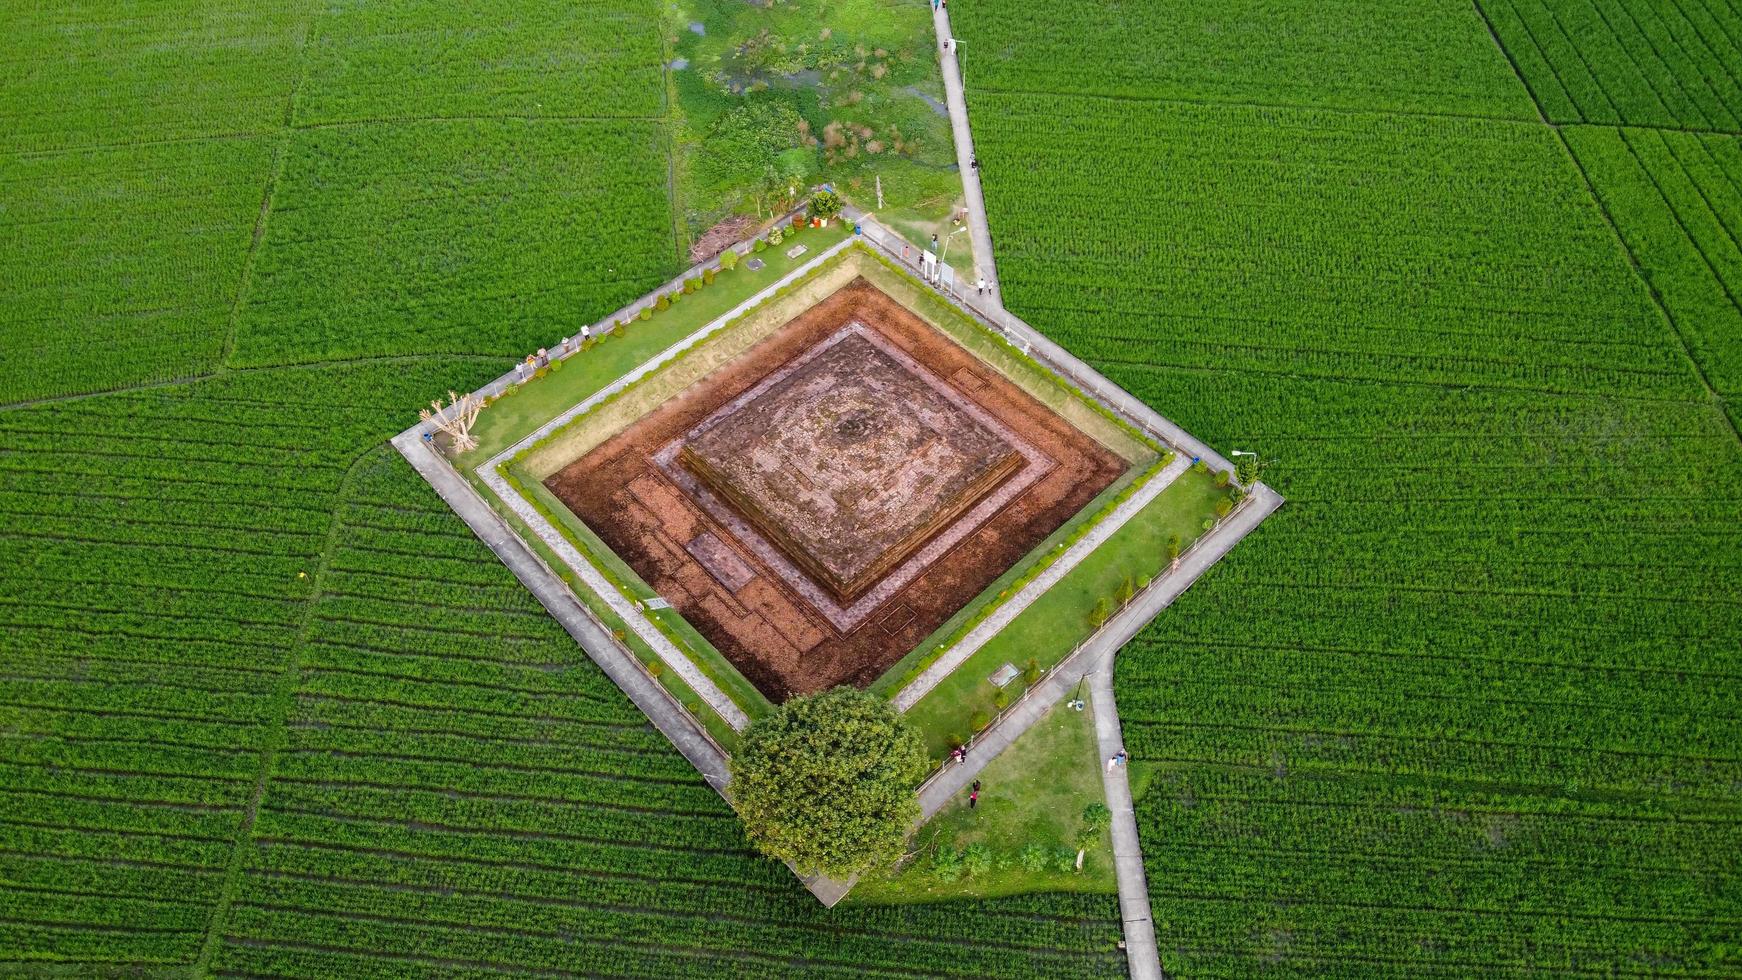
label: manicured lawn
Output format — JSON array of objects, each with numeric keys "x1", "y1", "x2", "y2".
[
  {"x1": 464, "y1": 220, "x2": 852, "y2": 459},
  {"x1": 903, "y1": 467, "x2": 1230, "y2": 758},
  {"x1": 850, "y1": 694, "x2": 1114, "y2": 903}
]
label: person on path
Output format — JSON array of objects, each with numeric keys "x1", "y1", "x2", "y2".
[
  {"x1": 581, "y1": 324, "x2": 590, "y2": 343},
  {"x1": 977, "y1": 275, "x2": 987, "y2": 296},
  {"x1": 969, "y1": 789, "x2": 977, "y2": 809},
  {"x1": 931, "y1": 233, "x2": 939, "y2": 252},
  {"x1": 972, "y1": 779, "x2": 980, "y2": 793}
]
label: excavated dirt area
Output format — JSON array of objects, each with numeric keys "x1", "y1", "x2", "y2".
[
  {"x1": 678, "y1": 323, "x2": 1029, "y2": 604},
  {"x1": 545, "y1": 278, "x2": 1125, "y2": 700}
]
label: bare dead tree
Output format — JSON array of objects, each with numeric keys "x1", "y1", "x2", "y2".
[{"x1": 419, "y1": 391, "x2": 483, "y2": 452}]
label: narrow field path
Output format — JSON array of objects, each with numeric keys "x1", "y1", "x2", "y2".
[
  {"x1": 932, "y1": 3, "x2": 1000, "y2": 299},
  {"x1": 916, "y1": 12, "x2": 1285, "y2": 970},
  {"x1": 1088, "y1": 663, "x2": 1162, "y2": 980}
]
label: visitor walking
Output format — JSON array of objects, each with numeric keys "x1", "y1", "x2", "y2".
[
  {"x1": 977, "y1": 275, "x2": 987, "y2": 296},
  {"x1": 969, "y1": 789, "x2": 977, "y2": 809},
  {"x1": 1106, "y1": 750, "x2": 1127, "y2": 773}
]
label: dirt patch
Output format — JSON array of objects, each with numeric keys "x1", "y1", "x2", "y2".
[
  {"x1": 545, "y1": 278, "x2": 1125, "y2": 701},
  {"x1": 688, "y1": 214, "x2": 759, "y2": 264},
  {"x1": 678, "y1": 324, "x2": 1029, "y2": 603}
]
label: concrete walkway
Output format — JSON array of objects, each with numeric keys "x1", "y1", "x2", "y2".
[
  {"x1": 394, "y1": 430, "x2": 732, "y2": 787},
  {"x1": 471, "y1": 233, "x2": 862, "y2": 733},
  {"x1": 913, "y1": 481, "x2": 1282, "y2": 816},
  {"x1": 1089, "y1": 661, "x2": 1162, "y2": 980},
  {"x1": 397, "y1": 428, "x2": 858, "y2": 906},
  {"x1": 932, "y1": 4, "x2": 999, "y2": 299},
  {"x1": 894, "y1": 453, "x2": 1189, "y2": 711}
]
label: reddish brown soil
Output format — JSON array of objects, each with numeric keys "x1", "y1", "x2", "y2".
[{"x1": 545, "y1": 278, "x2": 1124, "y2": 701}]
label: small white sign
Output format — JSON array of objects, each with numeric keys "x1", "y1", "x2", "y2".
[{"x1": 643, "y1": 597, "x2": 671, "y2": 610}]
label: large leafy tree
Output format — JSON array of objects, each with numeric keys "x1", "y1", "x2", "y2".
[{"x1": 729, "y1": 687, "x2": 929, "y2": 878}]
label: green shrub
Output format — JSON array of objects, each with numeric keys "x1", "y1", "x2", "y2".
[
  {"x1": 1137, "y1": 575, "x2": 1151, "y2": 591},
  {"x1": 1052, "y1": 846, "x2": 1078, "y2": 874},
  {"x1": 720, "y1": 248, "x2": 739, "y2": 271},
  {"x1": 1080, "y1": 800, "x2": 1107, "y2": 839},
  {"x1": 610, "y1": 323, "x2": 624, "y2": 338},
  {"x1": 1167, "y1": 535, "x2": 1181, "y2": 560},
  {"x1": 970, "y1": 709, "x2": 991, "y2": 731},
  {"x1": 1022, "y1": 657, "x2": 1041, "y2": 685},
  {"x1": 769, "y1": 226, "x2": 786, "y2": 246},
  {"x1": 963, "y1": 843, "x2": 993, "y2": 878},
  {"x1": 1116, "y1": 575, "x2": 1136, "y2": 604},
  {"x1": 654, "y1": 293, "x2": 670, "y2": 312},
  {"x1": 1192, "y1": 459, "x2": 1209, "y2": 474},
  {"x1": 1019, "y1": 843, "x2": 1051, "y2": 873},
  {"x1": 1215, "y1": 468, "x2": 1232, "y2": 488},
  {"x1": 992, "y1": 686, "x2": 1010, "y2": 710},
  {"x1": 703, "y1": 267, "x2": 716, "y2": 285},
  {"x1": 1215, "y1": 497, "x2": 1234, "y2": 518},
  {"x1": 810, "y1": 189, "x2": 844, "y2": 219},
  {"x1": 1235, "y1": 456, "x2": 1260, "y2": 486},
  {"x1": 1088, "y1": 596, "x2": 1115, "y2": 628},
  {"x1": 932, "y1": 845, "x2": 964, "y2": 882},
  {"x1": 753, "y1": 238, "x2": 767, "y2": 253},
  {"x1": 1202, "y1": 517, "x2": 1216, "y2": 532},
  {"x1": 646, "y1": 660, "x2": 664, "y2": 678}
]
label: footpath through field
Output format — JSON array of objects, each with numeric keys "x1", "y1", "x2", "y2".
[
  {"x1": 918, "y1": 9, "x2": 1285, "y2": 973},
  {"x1": 932, "y1": 2, "x2": 1000, "y2": 300},
  {"x1": 913, "y1": 483, "x2": 1281, "y2": 978}
]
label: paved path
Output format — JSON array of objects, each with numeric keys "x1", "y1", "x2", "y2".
[
  {"x1": 394, "y1": 430, "x2": 732, "y2": 785},
  {"x1": 913, "y1": 481, "x2": 1283, "y2": 818},
  {"x1": 471, "y1": 232, "x2": 861, "y2": 733},
  {"x1": 1089, "y1": 661, "x2": 1163, "y2": 980},
  {"x1": 916, "y1": 654, "x2": 1094, "y2": 819},
  {"x1": 485, "y1": 233, "x2": 859, "y2": 466},
  {"x1": 911, "y1": 7, "x2": 1244, "y2": 478},
  {"x1": 397, "y1": 428, "x2": 857, "y2": 906},
  {"x1": 849, "y1": 209, "x2": 1241, "y2": 478},
  {"x1": 478, "y1": 463, "x2": 750, "y2": 731},
  {"x1": 932, "y1": 4, "x2": 999, "y2": 298},
  {"x1": 894, "y1": 453, "x2": 1190, "y2": 710}
]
